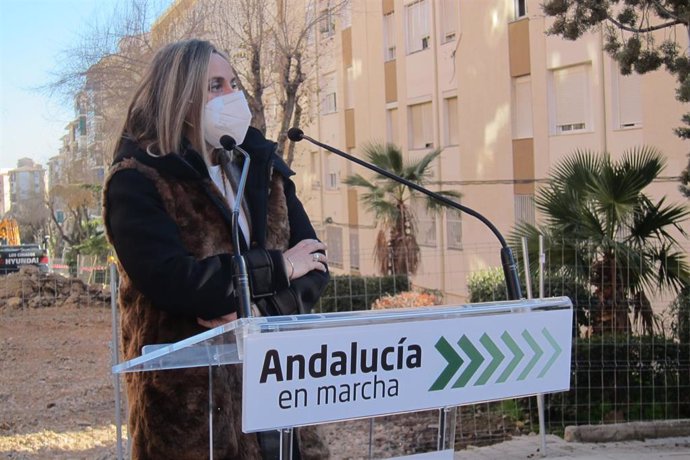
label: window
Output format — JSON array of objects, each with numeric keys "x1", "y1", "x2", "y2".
[
  {"x1": 514, "y1": 194, "x2": 536, "y2": 226},
  {"x1": 345, "y1": 66, "x2": 355, "y2": 109},
  {"x1": 551, "y1": 65, "x2": 591, "y2": 134},
  {"x1": 612, "y1": 63, "x2": 642, "y2": 129},
  {"x1": 78, "y1": 115, "x2": 87, "y2": 136},
  {"x1": 326, "y1": 225, "x2": 343, "y2": 268},
  {"x1": 405, "y1": 0, "x2": 430, "y2": 54},
  {"x1": 386, "y1": 108, "x2": 399, "y2": 145},
  {"x1": 325, "y1": 153, "x2": 339, "y2": 190},
  {"x1": 444, "y1": 97, "x2": 458, "y2": 146},
  {"x1": 413, "y1": 197, "x2": 436, "y2": 247},
  {"x1": 383, "y1": 12, "x2": 397, "y2": 61},
  {"x1": 349, "y1": 229, "x2": 360, "y2": 270},
  {"x1": 320, "y1": 7, "x2": 335, "y2": 38},
  {"x1": 512, "y1": 76, "x2": 533, "y2": 139},
  {"x1": 514, "y1": 0, "x2": 527, "y2": 18},
  {"x1": 408, "y1": 101, "x2": 433, "y2": 149},
  {"x1": 446, "y1": 208, "x2": 462, "y2": 250},
  {"x1": 306, "y1": 3, "x2": 316, "y2": 45},
  {"x1": 320, "y1": 72, "x2": 337, "y2": 114},
  {"x1": 440, "y1": 0, "x2": 458, "y2": 43},
  {"x1": 311, "y1": 152, "x2": 321, "y2": 189},
  {"x1": 340, "y1": 3, "x2": 352, "y2": 28},
  {"x1": 322, "y1": 92, "x2": 337, "y2": 114}
]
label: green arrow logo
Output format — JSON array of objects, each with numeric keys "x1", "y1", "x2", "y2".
[
  {"x1": 538, "y1": 327, "x2": 562, "y2": 378},
  {"x1": 496, "y1": 331, "x2": 524, "y2": 383},
  {"x1": 475, "y1": 333, "x2": 505, "y2": 385},
  {"x1": 453, "y1": 335, "x2": 485, "y2": 388},
  {"x1": 518, "y1": 330, "x2": 544, "y2": 381},
  {"x1": 429, "y1": 337, "x2": 463, "y2": 391},
  {"x1": 430, "y1": 328, "x2": 561, "y2": 390}
]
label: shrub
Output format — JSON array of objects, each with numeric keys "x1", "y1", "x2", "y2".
[
  {"x1": 669, "y1": 287, "x2": 690, "y2": 343},
  {"x1": 546, "y1": 335, "x2": 690, "y2": 425},
  {"x1": 371, "y1": 290, "x2": 442, "y2": 310},
  {"x1": 467, "y1": 267, "x2": 596, "y2": 336},
  {"x1": 467, "y1": 268, "x2": 508, "y2": 303},
  {"x1": 315, "y1": 274, "x2": 410, "y2": 313}
]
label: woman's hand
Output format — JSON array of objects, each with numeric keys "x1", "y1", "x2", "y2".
[
  {"x1": 283, "y1": 239, "x2": 328, "y2": 281},
  {"x1": 197, "y1": 312, "x2": 237, "y2": 329}
]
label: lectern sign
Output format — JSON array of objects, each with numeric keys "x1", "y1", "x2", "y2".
[{"x1": 242, "y1": 308, "x2": 572, "y2": 432}]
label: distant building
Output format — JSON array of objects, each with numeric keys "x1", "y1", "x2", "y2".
[
  {"x1": 289, "y1": 0, "x2": 690, "y2": 301},
  {"x1": 0, "y1": 170, "x2": 10, "y2": 216},
  {"x1": 8, "y1": 158, "x2": 47, "y2": 211}
]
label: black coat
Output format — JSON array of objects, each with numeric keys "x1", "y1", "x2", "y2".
[
  {"x1": 103, "y1": 127, "x2": 330, "y2": 459},
  {"x1": 105, "y1": 127, "x2": 329, "y2": 320}
]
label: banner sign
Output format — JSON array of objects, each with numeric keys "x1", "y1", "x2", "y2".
[{"x1": 242, "y1": 308, "x2": 572, "y2": 432}]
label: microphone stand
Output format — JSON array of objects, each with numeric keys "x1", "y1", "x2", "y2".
[
  {"x1": 288, "y1": 129, "x2": 522, "y2": 301},
  {"x1": 219, "y1": 136, "x2": 253, "y2": 318}
]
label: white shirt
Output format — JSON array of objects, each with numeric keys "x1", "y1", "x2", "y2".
[{"x1": 208, "y1": 165, "x2": 250, "y2": 246}]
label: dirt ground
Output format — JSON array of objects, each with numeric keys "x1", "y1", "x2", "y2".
[
  {"x1": 0, "y1": 302, "x2": 516, "y2": 459},
  {"x1": 0, "y1": 304, "x2": 116, "y2": 459}
]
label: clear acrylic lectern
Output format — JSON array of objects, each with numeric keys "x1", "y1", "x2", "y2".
[{"x1": 113, "y1": 296, "x2": 573, "y2": 459}]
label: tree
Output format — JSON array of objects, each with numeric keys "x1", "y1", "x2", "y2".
[
  {"x1": 512, "y1": 147, "x2": 690, "y2": 336},
  {"x1": 344, "y1": 143, "x2": 460, "y2": 276},
  {"x1": 51, "y1": 0, "x2": 350, "y2": 170},
  {"x1": 542, "y1": 0, "x2": 690, "y2": 197},
  {"x1": 46, "y1": 0, "x2": 208, "y2": 266},
  {"x1": 48, "y1": 0, "x2": 207, "y2": 165},
  {"x1": 204, "y1": 0, "x2": 350, "y2": 166},
  {"x1": 8, "y1": 197, "x2": 50, "y2": 244},
  {"x1": 47, "y1": 183, "x2": 103, "y2": 261}
]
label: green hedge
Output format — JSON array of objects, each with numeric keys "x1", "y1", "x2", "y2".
[
  {"x1": 468, "y1": 268, "x2": 690, "y2": 427},
  {"x1": 467, "y1": 267, "x2": 508, "y2": 303},
  {"x1": 546, "y1": 335, "x2": 690, "y2": 426},
  {"x1": 315, "y1": 274, "x2": 410, "y2": 313},
  {"x1": 467, "y1": 267, "x2": 596, "y2": 335}
]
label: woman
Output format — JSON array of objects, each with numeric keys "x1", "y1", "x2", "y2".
[{"x1": 103, "y1": 39, "x2": 329, "y2": 459}]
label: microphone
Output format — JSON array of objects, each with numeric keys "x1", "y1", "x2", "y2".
[
  {"x1": 288, "y1": 128, "x2": 522, "y2": 301},
  {"x1": 220, "y1": 135, "x2": 236, "y2": 150},
  {"x1": 287, "y1": 128, "x2": 304, "y2": 142},
  {"x1": 218, "y1": 135, "x2": 253, "y2": 318}
]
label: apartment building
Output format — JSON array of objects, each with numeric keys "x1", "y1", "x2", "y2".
[
  {"x1": 7, "y1": 158, "x2": 47, "y2": 212},
  {"x1": 0, "y1": 171, "x2": 9, "y2": 216},
  {"x1": 127, "y1": 0, "x2": 688, "y2": 301},
  {"x1": 292, "y1": 0, "x2": 689, "y2": 302}
]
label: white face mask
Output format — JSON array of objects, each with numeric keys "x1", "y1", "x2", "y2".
[{"x1": 203, "y1": 91, "x2": 252, "y2": 149}]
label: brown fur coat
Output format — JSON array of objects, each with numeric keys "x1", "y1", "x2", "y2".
[{"x1": 106, "y1": 157, "x2": 288, "y2": 460}]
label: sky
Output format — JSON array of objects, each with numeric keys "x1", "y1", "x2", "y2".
[{"x1": 0, "y1": 0, "x2": 172, "y2": 171}]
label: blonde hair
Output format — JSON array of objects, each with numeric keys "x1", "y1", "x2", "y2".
[{"x1": 115, "y1": 39, "x2": 228, "y2": 158}]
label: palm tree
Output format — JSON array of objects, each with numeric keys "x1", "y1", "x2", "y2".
[
  {"x1": 513, "y1": 147, "x2": 690, "y2": 335},
  {"x1": 344, "y1": 142, "x2": 460, "y2": 276}
]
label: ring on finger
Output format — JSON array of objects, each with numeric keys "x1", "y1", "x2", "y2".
[{"x1": 313, "y1": 253, "x2": 320, "y2": 262}]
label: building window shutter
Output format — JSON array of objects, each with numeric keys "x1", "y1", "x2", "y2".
[
  {"x1": 413, "y1": 197, "x2": 437, "y2": 247},
  {"x1": 387, "y1": 108, "x2": 399, "y2": 145},
  {"x1": 514, "y1": 194, "x2": 536, "y2": 226},
  {"x1": 326, "y1": 225, "x2": 343, "y2": 268},
  {"x1": 445, "y1": 97, "x2": 459, "y2": 146},
  {"x1": 320, "y1": 72, "x2": 337, "y2": 114},
  {"x1": 406, "y1": 0, "x2": 430, "y2": 53},
  {"x1": 345, "y1": 66, "x2": 355, "y2": 109},
  {"x1": 349, "y1": 230, "x2": 359, "y2": 270},
  {"x1": 614, "y1": 66, "x2": 642, "y2": 128},
  {"x1": 446, "y1": 208, "x2": 462, "y2": 250},
  {"x1": 383, "y1": 13, "x2": 396, "y2": 61},
  {"x1": 440, "y1": 0, "x2": 457, "y2": 42},
  {"x1": 553, "y1": 65, "x2": 589, "y2": 133},
  {"x1": 409, "y1": 102, "x2": 433, "y2": 149},
  {"x1": 513, "y1": 76, "x2": 533, "y2": 139}
]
